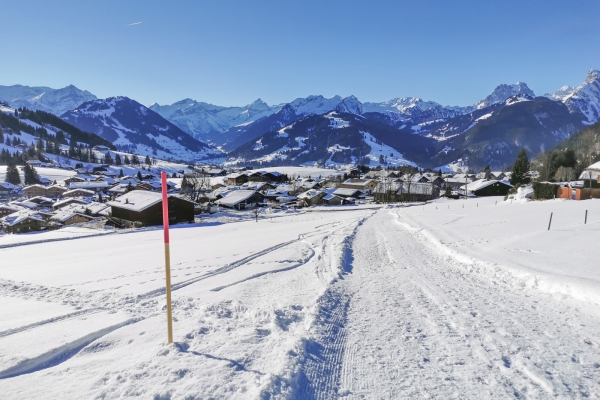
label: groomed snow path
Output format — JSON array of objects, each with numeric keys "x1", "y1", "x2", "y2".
[{"x1": 296, "y1": 208, "x2": 600, "y2": 399}]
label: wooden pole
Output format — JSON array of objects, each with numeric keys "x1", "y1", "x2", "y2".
[
  {"x1": 585, "y1": 210, "x2": 588, "y2": 224},
  {"x1": 547, "y1": 212, "x2": 553, "y2": 231},
  {"x1": 161, "y1": 172, "x2": 174, "y2": 344}
]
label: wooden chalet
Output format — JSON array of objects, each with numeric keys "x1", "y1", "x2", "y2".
[{"x1": 108, "y1": 190, "x2": 194, "y2": 227}]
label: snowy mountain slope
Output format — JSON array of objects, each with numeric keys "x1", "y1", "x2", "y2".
[
  {"x1": 475, "y1": 82, "x2": 535, "y2": 109},
  {"x1": 562, "y1": 69, "x2": 600, "y2": 124},
  {"x1": 227, "y1": 112, "x2": 435, "y2": 167},
  {"x1": 545, "y1": 85, "x2": 576, "y2": 101},
  {"x1": 61, "y1": 97, "x2": 221, "y2": 162},
  {"x1": 0, "y1": 84, "x2": 97, "y2": 115},
  {"x1": 149, "y1": 98, "x2": 281, "y2": 143},
  {"x1": 427, "y1": 96, "x2": 585, "y2": 168}
]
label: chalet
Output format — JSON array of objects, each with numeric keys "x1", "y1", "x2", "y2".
[
  {"x1": 1, "y1": 212, "x2": 46, "y2": 233},
  {"x1": 332, "y1": 188, "x2": 363, "y2": 198},
  {"x1": 53, "y1": 197, "x2": 89, "y2": 210},
  {"x1": 62, "y1": 188, "x2": 95, "y2": 198},
  {"x1": 0, "y1": 204, "x2": 21, "y2": 218},
  {"x1": 0, "y1": 182, "x2": 18, "y2": 198},
  {"x1": 50, "y1": 211, "x2": 96, "y2": 226},
  {"x1": 28, "y1": 196, "x2": 55, "y2": 208},
  {"x1": 38, "y1": 177, "x2": 53, "y2": 186},
  {"x1": 46, "y1": 185, "x2": 67, "y2": 198},
  {"x1": 395, "y1": 182, "x2": 439, "y2": 202},
  {"x1": 69, "y1": 181, "x2": 110, "y2": 192},
  {"x1": 215, "y1": 190, "x2": 265, "y2": 210},
  {"x1": 459, "y1": 179, "x2": 512, "y2": 197},
  {"x1": 322, "y1": 193, "x2": 344, "y2": 206},
  {"x1": 339, "y1": 179, "x2": 377, "y2": 194},
  {"x1": 297, "y1": 190, "x2": 326, "y2": 207},
  {"x1": 23, "y1": 185, "x2": 49, "y2": 198},
  {"x1": 108, "y1": 190, "x2": 194, "y2": 227},
  {"x1": 225, "y1": 173, "x2": 249, "y2": 186},
  {"x1": 27, "y1": 160, "x2": 43, "y2": 167},
  {"x1": 59, "y1": 202, "x2": 110, "y2": 217},
  {"x1": 206, "y1": 168, "x2": 227, "y2": 176}
]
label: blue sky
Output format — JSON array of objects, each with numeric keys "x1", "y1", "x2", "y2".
[{"x1": 2, "y1": 0, "x2": 599, "y2": 107}]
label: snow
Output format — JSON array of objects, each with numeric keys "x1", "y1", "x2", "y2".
[
  {"x1": 326, "y1": 113, "x2": 350, "y2": 128},
  {"x1": 361, "y1": 131, "x2": 416, "y2": 167},
  {"x1": 2, "y1": 190, "x2": 600, "y2": 397},
  {"x1": 0, "y1": 166, "x2": 76, "y2": 184},
  {"x1": 252, "y1": 166, "x2": 345, "y2": 178}
]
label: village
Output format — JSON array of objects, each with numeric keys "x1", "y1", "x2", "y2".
[{"x1": 2, "y1": 152, "x2": 600, "y2": 234}]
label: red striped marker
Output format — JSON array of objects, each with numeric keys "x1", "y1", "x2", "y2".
[{"x1": 161, "y1": 172, "x2": 174, "y2": 344}]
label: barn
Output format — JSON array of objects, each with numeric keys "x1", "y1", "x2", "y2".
[
  {"x1": 459, "y1": 179, "x2": 512, "y2": 197},
  {"x1": 108, "y1": 190, "x2": 194, "y2": 227}
]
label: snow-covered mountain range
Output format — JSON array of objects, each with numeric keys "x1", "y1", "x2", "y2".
[
  {"x1": 61, "y1": 97, "x2": 221, "y2": 162},
  {"x1": 2, "y1": 69, "x2": 600, "y2": 167},
  {"x1": 0, "y1": 84, "x2": 97, "y2": 115}
]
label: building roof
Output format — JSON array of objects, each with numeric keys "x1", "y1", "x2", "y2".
[
  {"x1": 333, "y1": 188, "x2": 361, "y2": 197},
  {"x1": 108, "y1": 190, "x2": 163, "y2": 212},
  {"x1": 459, "y1": 179, "x2": 512, "y2": 193},
  {"x1": 587, "y1": 161, "x2": 600, "y2": 170},
  {"x1": 215, "y1": 190, "x2": 257, "y2": 207},
  {"x1": 342, "y1": 178, "x2": 375, "y2": 187},
  {"x1": 2, "y1": 211, "x2": 44, "y2": 227},
  {"x1": 69, "y1": 181, "x2": 110, "y2": 190}
]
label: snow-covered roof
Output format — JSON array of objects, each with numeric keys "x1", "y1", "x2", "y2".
[
  {"x1": 297, "y1": 190, "x2": 324, "y2": 199},
  {"x1": 459, "y1": 179, "x2": 512, "y2": 192},
  {"x1": 0, "y1": 182, "x2": 19, "y2": 190},
  {"x1": 579, "y1": 170, "x2": 600, "y2": 180},
  {"x1": 108, "y1": 191, "x2": 163, "y2": 212},
  {"x1": 215, "y1": 190, "x2": 257, "y2": 207},
  {"x1": 53, "y1": 197, "x2": 89, "y2": 209},
  {"x1": 333, "y1": 188, "x2": 360, "y2": 197},
  {"x1": 342, "y1": 178, "x2": 375, "y2": 187},
  {"x1": 587, "y1": 161, "x2": 600, "y2": 170},
  {"x1": 69, "y1": 181, "x2": 110, "y2": 190},
  {"x1": 1, "y1": 211, "x2": 44, "y2": 227}
]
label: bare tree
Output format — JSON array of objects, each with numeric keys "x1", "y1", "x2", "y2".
[{"x1": 181, "y1": 170, "x2": 212, "y2": 202}]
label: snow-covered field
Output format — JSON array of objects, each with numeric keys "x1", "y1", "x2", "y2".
[
  {"x1": 0, "y1": 166, "x2": 77, "y2": 184},
  {"x1": 1, "y1": 198, "x2": 600, "y2": 398}
]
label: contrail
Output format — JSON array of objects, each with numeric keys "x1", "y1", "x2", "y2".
[{"x1": 126, "y1": 22, "x2": 142, "y2": 26}]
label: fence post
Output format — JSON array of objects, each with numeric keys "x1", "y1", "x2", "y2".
[
  {"x1": 585, "y1": 210, "x2": 588, "y2": 224},
  {"x1": 548, "y1": 212, "x2": 553, "y2": 231}
]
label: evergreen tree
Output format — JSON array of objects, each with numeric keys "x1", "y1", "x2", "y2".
[
  {"x1": 132, "y1": 154, "x2": 140, "y2": 165},
  {"x1": 5, "y1": 162, "x2": 21, "y2": 185},
  {"x1": 23, "y1": 163, "x2": 40, "y2": 185},
  {"x1": 145, "y1": 155, "x2": 151, "y2": 165},
  {"x1": 119, "y1": 169, "x2": 124, "y2": 178},
  {"x1": 510, "y1": 148, "x2": 530, "y2": 186},
  {"x1": 126, "y1": 182, "x2": 134, "y2": 192},
  {"x1": 444, "y1": 186, "x2": 452, "y2": 197},
  {"x1": 136, "y1": 170, "x2": 143, "y2": 181},
  {"x1": 0, "y1": 130, "x2": 3, "y2": 143},
  {"x1": 115, "y1": 153, "x2": 122, "y2": 166},
  {"x1": 124, "y1": 155, "x2": 130, "y2": 165}
]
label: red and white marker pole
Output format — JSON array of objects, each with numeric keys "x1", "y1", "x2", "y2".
[{"x1": 161, "y1": 172, "x2": 174, "y2": 344}]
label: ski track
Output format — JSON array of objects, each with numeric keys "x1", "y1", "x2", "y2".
[
  {"x1": 0, "y1": 216, "x2": 366, "y2": 381},
  {"x1": 3, "y1": 207, "x2": 600, "y2": 398},
  {"x1": 295, "y1": 208, "x2": 600, "y2": 399}
]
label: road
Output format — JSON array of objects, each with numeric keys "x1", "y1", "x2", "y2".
[{"x1": 296, "y1": 208, "x2": 600, "y2": 399}]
